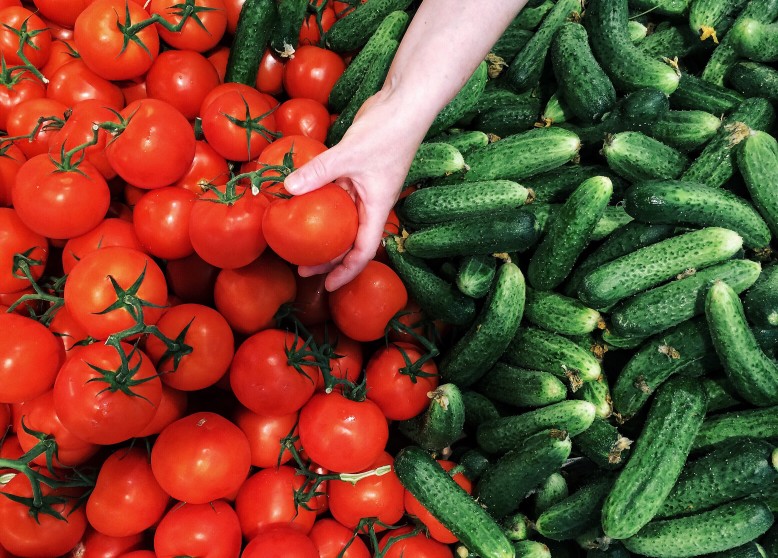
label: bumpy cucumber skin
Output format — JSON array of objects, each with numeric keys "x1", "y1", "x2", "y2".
[
  {"x1": 732, "y1": 19, "x2": 778, "y2": 62},
  {"x1": 629, "y1": 0, "x2": 690, "y2": 16},
  {"x1": 475, "y1": 363, "x2": 568, "y2": 409},
  {"x1": 702, "y1": 376, "x2": 743, "y2": 413},
  {"x1": 745, "y1": 264, "x2": 778, "y2": 328},
  {"x1": 706, "y1": 280, "x2": 778, "y2": 407},
  {"x1": 426, "y1": 61, "x2": 488, "y2": 139},
  {"x1": 692, "y1": 406, "x2": 778, "y2": 453},
  {"x1": 476, "y1": 400, "x2": 596, "y2": 454},
  {"x1": 591, "y1": 206, "x2": 634, "y2": 241},
  {"x1": 728, "y1": 62, "x2": 778, "y2": 102},
  {"x1": 457, "y1": 254, "x2": 497, "y2": 299},
  {"x1": 738, "y1": 130, "x2": 778, "y2": 238},
  {"x1": 635, "y1": 25, "x2": 703, "y2": 60},
  {"x1": 269, "y1": 0, "x2": 307, "y2": 58},
  {"x1": 601, "y1": 377, "x2": 707, "y2": 540},
  {"x1": 587, "y1": 542, "x2": 631, "y2": 558},
  {"x1": 224, "y1": 0, "x2": 277, "y2": 85},
  {"x1": 688, "y1": 0, "x2": 749, "y2": 39},
  {"x1": 623, "y1": 501, "x2": 774, "y2": 558},
  {"x1": 394, "y1": 446, "x2": 515, "y2": 558},
  {"x1": 534, "y1": 472, "x2": 569, "y2": 517},
  {"x1": 671, "y1": 72, "x2": 745, "y2": 114},
  {"x1": 603, "y1": 132, "x2": 688, "y2": 183},
  {"x1": 524, "y1": 289, "x2": 602, "y2": 336},
  {"x1": 573, "y1": 418, "x2": 632, "y2": 469},
  {"x1": 462, "y1": 390, "x2": 502, "y2": 432},
  {"x1": 324, "y1": 0, "x2": 412, "y2": 52},
  {"x1": 708, "y1": 542, "x2": 769, "y2": 558},
  {"x1": 404, "y1": 142, "x2": 466, "y2": 186},
  {"x1": 473, "y1": 93, "x2": 542, "y2": 137},
  {"x1": 429, "y1": 129, "x2": 490, "y2": 155},
  {"x1": 535, "y1": 474, "x2": 615, "y2": 541},
  {"x1": 398, "y1": 383, "x2": 465, "y2": 451},
  {"x1": 528, "y1": 176, "x2": 613, "y2": 291},
  {"x1": 648, "y1": 110, "x2": 722, "y2": 151},
  {"x1": 575, "y1": 373, "x2": 613, "y2": 419},
  {"x1": 656, "y1": 439, "x2": 778, "y2": 519},
  {"x1": 524, "y1": 165, "x2": 626, "y2": 204},
  {"x1": 513, "y1": 541, "x2": 551, "y2": 558}
]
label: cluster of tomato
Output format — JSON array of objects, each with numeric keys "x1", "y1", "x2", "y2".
[{"x1": 0, "y1": 0, "x2": 467, "y2": 556}]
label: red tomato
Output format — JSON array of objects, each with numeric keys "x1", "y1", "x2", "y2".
[
  {"x1": 134, "y1": 382, "x2": 188, "y2": 437},
  {"x1": 310, "y1": 323, "x2": 363, "y2": 391},
  {"x1": 53, "y1": 342, "x2": 162, "y2": 445},
  {"x1": 0, "y1": 313, "x2": 64, "y2": 403},
  {"x1": 377, "y1": 526, "x2": 454, "y2": 558},
  {"x1": 233, "y1": 406, "x2": 300, "y2": 468},
  {"x1": 309, "y1": 518, "x2": 371, "y2": 558},
  {"x1": 234, "y1": 466, "x2": 317, "y2": 539},
  {"x1": 222, "y1": 0, "x2": 245, "y2": 34},
  {"x1": 0, "y1": 403, "x2": 10, "y2": 434},
  {"x1": 328, "y1": 452, "x2": 404, "y2": 531},
  {"x1": 46, "y1": 59, "x2": 124, "y2": 110},
  {"x1": 283, "y1": 45, "x2": 345, "y2": 106},
  {"x1": 6, "y1": 97, "x2": 68, "y2": 158},
  {"x1": 67, "y1": 528, "x2": 145, "y2": 558},
  {"x1": 118, "y1": 552, "x2": 157, "y2": 558},
  {"x1": 153, "y1": 500, "x2": 242, "y2": 558},
  {"x1": 0, "y1": 70, "x2": 45, "y2": 132},
  {"x1": 0, "y1": 207, "x2": 48, "y2": 294},
  {"x1": 252, "y1": 134, "x2": 328, "y2": 199},
  {"x1": 293, "y1": 273, "x2": 330, "y2": 326},
  {"x1": 0, "y1": 7, "x2": 52, "y2": 69},
  {"x1": 32, "y1": 0, "x2": 95, "y2": 28},
  {"x1": 143, "y1": 303, "x2": 234, "y2": 391},
  {"x1": 64, "y1": 246, "x2": 168, "y2": 340},
  {"x1": 298, "y1": 391, "x2": 388, "y2": 474},
  {"x1": 41, "y1": 38, "x2": 80, "y2": 77},
  {"x1": 105, "y1": 98, "x2": 196, "y2": 189},
  {"x1": 173, "y1": 140, "x2": 231, "y2": 195},
  {"x1": 120, "y1": 78, "x2": 147, "y2": 105},
  {"x1": 298, "y1": 5, "x2": 336, "y2": 46},
  {"x1": 86, "y1": 447, "x2": 171, "y2": 537},
  {"x1": 145, "y1": 49, "x2": 221, "y2": 120},
  {"x1": 163, "y1": 252, "x2": 219, "y2": 305},
  {"x1": 132, "y1": 187, "x2": 196, "y2": 260},
  {"x1": 61, "y1": 218, "x2": 144, "y2": 275},
  {"x1": 74, "y1": 0, "x2": 160, "y2": 81},
  {"x1": 207, "y1": 45, "x2": 230, "y2": 82},
  {"x1": 0, "y1": 144, "x2": 24, "y2": 207},
  {"x1": 329, "y1": 260, "x2": 408, "y2": 342},
  {"x1": 242, "y1": 524, "x2": 319, "y2": 558},
  {"x1": 149, "y1": 0, "x2": 227, "y2": 52},
  {"x1": 48, "y1": 306, "x2": 90, "y2": 356},
  {"x1": 375, "y1": 207, "x2": 402, "y2": 263},
  {"x1": 151, "y1": 411, "x2": 251, "y2": 504},
  {"x1": 229, "y1": 328, "x2": 318, "y2": 416},
  {"x1": 275, "y1": 98, "x2": 331, "y2": 143},
  {"x1": 257, "y1": 48, "x2": 285, "y2": 95}
]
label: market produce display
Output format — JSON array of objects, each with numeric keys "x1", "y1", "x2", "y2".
[{"x1": 1, "y1": 0, "x2": 778, "y2": 556}]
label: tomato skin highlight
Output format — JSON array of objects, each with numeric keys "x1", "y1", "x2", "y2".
[
  {"x1": 153, "y1": 499, "x2": 243, "y2": 558},
  {"x1": 275, "y1": 98, "x2": 331, "y2": 143},
  {"x1": 283, "y1": 45, "x2": 345, "y2": 106},
  {"x1": 0, "y1": 207, "x2": 48, "y2": 294},
  {"x1": 233, "y1": 406, "x2": 300, "y2": 468},
  {"x1": 145, "y1": 49, "x2": 222, "y2": 121}
]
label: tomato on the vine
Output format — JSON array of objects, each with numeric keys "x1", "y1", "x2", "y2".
[
  {"x1": 310, "y1": 323, "x2": 363, "y2": 391},
  {"x1": 377, "y1": 526, "x2": 454, "y2": 558},
  {"x1": 45, "y1": 59, "x2": 125, "y2": 110},
  {"x1": 283, "y1": 45, "x2": 346, "y2": 106},
  {"x1": 242, "y1": 524, "x2": 319, "y2": 558},
  {"x1": 163, "y1": 252, "x2": 219, "y2": 306},
  {"x1": 132, "y1": 186, "x2": 197, "y2": 260},
  {"x1": 68, "y1": 527, "x2": 145, "y2": 558},
  {"x1": 275, "y1": 98, "x2": 331, "y2": 143},
  {"x1": 309, "y1": 518, "x2": 371, "y2": 558},
  {"x1": 298, "y1": 5, "x2": 337, "y2": 46},
  {"x1": 145, "y1": 49, "x2": 221, "y2": 121},
  {"x1": 257, "y1": 48, "x2": 285, "y2": 95},
  {"x1": 0, "y1": 7, "x2": 52, "y2": 69},
  {"x1": 61, "y1": 218, "x2": 144, "y2": 275},
  {"x1": 148, "y1": 0, "x2": 227, "y2": 52},
  {"x1": 0, "y1": 70, "x2": 45, "y2": 132},
  {"x1": 233, "y1": 406, "x2": 300, "y2": 468},
  {"x1": 6, "y1": 97, "x2": 68, "y2": 158},
  {"x1": 134, "y1": 383, "x2": 188, "y2": 437},
  {"x1": 0, "y1": 207, "x2": 48, "y2": 294},
  {"x1": 32, "y1": 0, "x2": 94, "y2": 28},
  {"x1": 173, "y1": 140, "x2": 231, "y2": 195},
  {"x1": 250, "y1": 134, "x2": 328, "y2": 199}
]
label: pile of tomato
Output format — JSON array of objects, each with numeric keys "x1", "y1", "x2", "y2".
[{"x1": 0, "y1": 0, "x2": 463, "y2": 556}]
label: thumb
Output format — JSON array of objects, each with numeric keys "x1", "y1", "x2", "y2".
[{"x1": 284, "y1": 150, "x2": 341, "y2": 196}]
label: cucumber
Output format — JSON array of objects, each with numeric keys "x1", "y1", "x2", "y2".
[
  {"x1": 324, "y1": 0, "x2": 413, "y2": 52},
  {"x1": 527, "y1": 176, "x2": 613, "y2": 291},
  {"x1": 738, "y1": 130, "x2": 778, "y2": 238},
  {"x1": 602, "y1": 330, "x2": 650, "y2": 351},
  {"x1": 761, "y1": 525, "x2": 778, "y2": 557},
  {"x1": 462, "y1": 390, "x2": 502, "y2": 432},
  {"x1": 224, "y1": 0, "x2": 277, "y2": 85},
  {"x1": 692, "y1": 406, "x2": 778, "y2": 453},
  {"x1": 503, "y1": 327, "x2": 603, "y2": 389},
  {"x1": 472, "y1": 90, "x2": 542, "y2": 137},
  {"x1": 702, "y1": 375, "x2": 743, "y2": 413},
  {"x1": 426, "y1": 61, "x2": 488, "y2": 139},
  {"x1": 476, "y1": 400, "x2": 597, "y2": 455},
  {"x1": 512, "y1": 0, "x2": 555, "y2": 31},
  {"x1": 624, "y1": 180, "x2": 771, "y2": 249},
  {"x1": 688, "y1": 0, "x2": 749, "y2": 43},
  {"x1": 591, "y1": 206, "x2": 634, "y2": 241},
  {"x1": 728, "y1": 62, "x2": 778, "y2": 102},
  {"x1": 602, "y1": 132, "x2": 688, "y2": 183},
  {"x1": 706, "y1": 280, "x2": 778, "y2": 407},
  {"x1": 502, "y1": 512, "x2": 531, "y2": 542},
  {"x1": 551, "y1": 22, "x2": 617, "y2": 123},
  {"x1": 439, "y1": 262, "x2": 525, "y2": 388},
  {"x1": 524, "y1": 289, "x2": 602, "y2": 337},
  {"x1": 587, "y1": 542, "x2": 631, "y2": 558},
  {"x1": 476, "y1": 429, "x2": 572, "y2": 520},
  {"x1": 610, "y1": 259, "x2": 762, "y2": 338},
  {"x1": 534, "y1": 472, "x2": 569, "y2": 517},
  {"x1": 514, "y1": 541, "x2": 552, "y2": 558},
  {"x1": 462, "y1": 126, "x2": 582, "y2": 183},
  {"x1": 541, "y1": 91, "x2": 575, "y2": 125},
  {"x1": 490, "y1": 27, "x2": 534, "y2": 64},
  {"x1": 670, "y1": 72, "x2": 745, "y2": 114},
  {"x1": 504, "y1": 0, "x2": 583, "y2": 92},
  {"x1": 398, "y1": 383, "x2": 466, "y2": 451},
  {"x1": 732, "y1": 18, "x2": 778, "y2": 62},
  {"x1": 656, "y1": 439, "x2": 778, "y2": 519},
  {"x1": 744, "y1": 264, "x2": 778, "y2": 328},
  {"x1": 459, "y1": 447, "x2": 492, "y2": 482},
  {"x1": 429, "y1": 129, "x2": 490, "y2": 155},
  {"x1": 524, "y1": 165, "x2": 625, "y2": 204},
  {"x1": 628, "y1": 0, "x2": 691, "y2": 17},
  {"x1": 612, "y1": 318, "x2": 717, "y2": 420},
  {"x1": 709, "y1": 543, "x2": 769, "y2": 558},
  {"x1": 634, "y1": 24, "x2": 703, "y2": 59},
  {"x1": 573, "y1": 418, "x2": 633, "y2": 470},
  {"x1": 585, "y1": 0, "x2": 681, "y2": 94},
  {"x1": 622, "y1": 501, "x2": 774, "y2": 557},
  {"x1": 647, "y1": 110, "x2": 722, "y2": 151},
  {"x1": 402, "y1": 180, "x2": 530, "y2": 224},
  {"x1": 269, "y1": 0, "x2": 308, "y2": 58},
  {"x1": 578, "y1": 227, "x2": 743, "y2": 310},
  {"x1": 475, "y1": 363, "x2": 568, "y2": 409},
  {"x1": 629, "y1": 20, "x2": 649, "y2": 43},
  {"x1": 457, "y1": 254, "x2": 497, "y2": 299},
  {"x1": 575, "y1": 373, "x2": 613, "y2": 420},
  {"x1": 394, "y1": 446, "x2": 515, "y2": 558},
  {"x1": 681, "y1": 97, "x2": 776, "y2": 189},
  {"x1": 601, "y1": 377, "x2": 708, "y2": 540},
  {"x1": 535, "y1": 474, "x2": 615, "y2": 541},
  {"x1": 404, "y1": 142, "x2": 466, "y2": 186}
]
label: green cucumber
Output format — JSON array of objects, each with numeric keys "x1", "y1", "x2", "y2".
[
  {"x1": 709, "y1": 543, "x2": 769, "y2": 558},
  {"x1": 535, "y1": 474, "x2": 615, "y2": 541},
  {"x1": 647, "y1": 110, "x2": 722, "y2": 151},
  {"x1": 635, "y1": 24, "x2": 703, "y2": 59},
  {"x1": 622, "y1": 501, "x2": 774, "y2": 557},
  {"x1": 269, "y1": 0, "x2": 308, "y2": 58},
  {"x1": 761, "y1": 525, "x2": 778, "y2": 557},
  {"x1": 462, "y1": 390, "x2": 502, "y2": 432},
  {"x1": 628, "y1": 0, "x2": 691, "y2": 17},
  {"x1": 426, "y1": 61, "x2": 488, "y2": 139},
  {"x1": 476, "y1": 400, "x2": 597, "y2": 454},
  {"x1": 575, "y1": 373, "x2": 613, "y2": 420},
  {"x1": 745, "y1": 264, "x2": 778, "y2": 328},
  {"x1": 702, "y1": 375, "x2": 743, "y2": 413},
  {"x1": 738, "y1": 130, "x2": 778, "y2": 238},
  {"x1": 656, "y1": 439, "x2": 778, "y2": 519},
  {"x1": 602, "y1": 330, "x2": 650, "y2": 351},
  {"x1": 587, "y1": 542, "x2": 631, "y2": 558},
  {"x1": 471, "y1": 89, "x2": 542, "y2": 137},
  {"x1": 603, "y1": 132, "x2": 688, "y2": 183},
  {"x1": 324, "y1": 0, "x2": 413, "y2": 52},
  {"x1": 541, "y1": 91, "x2": 575, "y2": 125},
  {"x1": 670, "y1": 72, "x2": 745, "y2": 114},
  {"x1": 524, "y1": 289, "x2": 602, "y2": 337},
  {"x1": 475, "y1": 363, "x2": 568, "y2": 409},
  {"x1": 585, "y1": 0, "x2": 681, "y2": 94},
  {"x1": 457, "y1": 254, "x2": 497, "y2": 299},
  {"x1": 404, "y1": 142, "x2": 466, "y2": 186},
  {"x1": 394, "y1": 446, "x2": 515, "y2": 558},
  {"x1": 753, "y1": 326, "x2": 778, "y2": 361},
  {"x1": 629, "y1": 20, "x2": 649, "y2": 43},
  {"x1": 490, "y1": 27, "x2": 534, "y2": 64},
  {"x1": 527, "y1": 176, "x2": 613, "y2": 291},
  {"x1": 513, "y1": 0, "x2": 555, "y2": 31},
  {"x1": 732, "y1": 18, "x2": 778, "y2": 62},
  {"x1": 534, "y1": 472, "x2": 569, "y2": 517},
  {"x1": 476, "y1": 429, "x2": 572, "y2": 520},
  {"x1": 573, "y1": 418, "x2": 633, "y2": 469},
  {"x1": 591, "y1": 206, "x2": 634, "y2": 241},
  {"x1": 728, "y1": 62, "x2": 778, "y2": 102},
  {"x1": 502, "y1": 512, "x2": 531, "y2": 542},
  {"x1": 514, "y1": 541, "x2": 552, "y2": 558},
  {"x1": 601, "y1": 377, "x2": 708, "y2": 540},
  {"x1": 398, "y1": 383, "x2": 466, "y2": 451},
  {"x1": 224, "y1": 0, "x2": 277, "y2": 85},
  {"x1": 458, "y1": 447, "x2": 492, "y2": 482},
  {"x1": 706, "y1": 280, "x2": 778, "y2": 407},
  {"x1": 429, "y1": 129, "x2": 490, "y2": 155},
  {"x1": 524, "y1": 165, "x2": 625, "y2": 204},
  {"x1": 440, "y1": 262, "x2": 525, "y2": 388},
  {"x1": 688, "y1": 0, "x2": 749, "y2": 42},
  {"x1": 692, "y1": 406, "x2": 778, "y2": 453}
]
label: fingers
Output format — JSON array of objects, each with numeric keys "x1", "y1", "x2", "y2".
[{"x1": 284, "y1": 149, "x2": 342, "y2": 196}]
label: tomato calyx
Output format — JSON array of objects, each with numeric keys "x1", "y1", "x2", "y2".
[
  {"x1": 0, "y1": 59, "x2": 40, "y2": 89},
  {"x1": 282, "y1": 329, "x2": 322, "y2": 384},
  {"x1": 7, "y1": 251, "x2": 64, "y2": 325},
  {"x1": 2, "y1": 14, "x2": 50, "y2": 83},
  {"x1": 152, "y1": 317, "x2": 195, "y2": 373},
  {"x1": 219, "y1": 96, "x2": 281, "y2": 161},
  {"x1": 230, "y1": 150, "x2": 295, "y2": 197},
  {"x1": 84, "y1": 343, "x2": 159, "y2": 400},
  {"x1": 113, "y1": 0, "x2": 204, "y2": 58},
  {"x1": 0, "y1": 112, "x2": 67, "y2": 146}
]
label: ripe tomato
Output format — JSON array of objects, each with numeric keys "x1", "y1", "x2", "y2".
[
  {"x1": 230, "y1": 328, "x2": 318, "y2": 416},
  {"x1": 150, "y1": 412, "x2": 251, "y2": 504},
  {"x1": 134, "y1": 383, "x2": 188, "y2": 437},
  {"x1": 0, "y1": 207, "x2": 48, "y2": 294},
  {"x1": 163, "y1": 252, "x2": 219, "y2": 305},
  {"x1": 298, "y1": 391, "x2": 388, "y2": 474},
  {"x1": 61, "y1": 218, "x2": 144, "y2": 275},
  {"x1": 149, "y1": 0, "x2": 226, "y2": 51},
  {"x1": 145, "y1": 49, "x2": 221, "y2": 120},
  {"x1": 275, "y1": 98, "x2": 331, "y2": 143},
  {"x1": 173, "y1": 140, "x2": 231, "y2": 195},
  {"x1": 41, "y1": 38, "x2": 79, "y2": 77},
  {"x1": 48, "y1": 306, "x2": 90, "y2": 356},
  {"x1": 153, "y1": 500, "x2": 242, "y2": 558},
  {"x1": 0, "y1": 7, "x2": 52, "y2": 68},
  {"x1": 293, "y1": 273, "x2": 330, "y2": 326},
  {"x1": 46, "y1": 59, "x2": 125, "y2": 110},
  {"x1": 329, "y1": 260, "x2": 408, "y2": 342},
  {"x1": 375, "y1": 207, "x2": 401, "y2": 263},
  {"x1": 86, "y1": 447, "x2": 170, "y2": 538},
  {"x1": 0, "y1": 144, "x2": 23, "y2": 207},
  {"x1": 233, "y1": 406, "x2": 300, "y2": 468},
  {"x1": 377, "y1": 526, "x2": 454, "y2": 558},
  {"x1": 310, "y1": 323, "x2": 363, "y2": 391},
  {"x1": 132, "y1": 187, "x2": 196, "y2": 260},
  {"x1": 53, "y1": 342, "x2": 162, "y2": 445},
  {"x1": 249, "y1": 134, "x2": 327, "y2": 199},
  {"x1": 299, "y1": 5, "x2": 336, "y2": 46},
  {"x1": 0, "y1": 70, "x2": 45, "y2": 132},
  {"x1": 6, "y1": 97, "x2": 68, "y2": 158},
  {"x1": 0, "y1": 313, "x2": 64, "y2": 403},
  {"x1": 68, "y1": 528, "x2": 145, "y2": 558},
  {"x1": 309, "y1": 518, "x2": 371, "y2": 558},
  {"x1": 257, "y1": 49, "x2": 285, "y2": 95},
  {"x1": 283, "y1": 45, "x2": 345, "y2": 106},
  {"x1": 242, "y1": 524, "x2": 319, "y2": 558},
  {"x1": 207, "y1": 45, "x2": 230, "y2": 82}
]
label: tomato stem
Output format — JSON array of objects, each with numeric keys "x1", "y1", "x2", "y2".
[
  {"x1": 7, "y1": 251, "x2": 65, "y2": 326},
  {"x1": 3, "y1": 15, "x2": 49, "y2": 83}
]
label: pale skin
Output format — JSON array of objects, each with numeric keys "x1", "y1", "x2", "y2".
[{"x1": 283, "y1": 0, "x2": 530, "y2": 291}]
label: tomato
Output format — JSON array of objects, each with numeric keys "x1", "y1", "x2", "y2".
[
  {"x1": 188, "y1": 185, "x2": 270, "y2": 269},
  {"x1": 144, "y1": 303, "x2": 234, "y2": 391},
  {"x1": 149, "y1": 0, "x2": 227, "y2": 52},
  {"x1": 105, "y1": 98, "x2": 196, "y2": 189},
  {"x1": 0, "y1": 475, "x2": 87, "y2": 557},
  {"x1": 151, "y1": 411, "x2": 251, "y2": 504},
  {"x1": 153, "y1": 500, "x2": 242, "y2": 558},
  {"x1": 298, "y1": 392, "x2": 388, "y2": 474},
  {"x1": 32, "y1": 0, "x2": 95, "y2": 28},
  {"x1": 132, "y1": 187, "x2": 196, "y2": 260},
  {"x1": 145, "y1": 49, "x2": 221, "y2": 120},
  {"x1": 68, "y1": 528, "x2": 145, "y2": 558},
  {"x1": 293, "y1": 273, "x2": 330, "y2": 326},
  {"x1": 53, "y1": 342, "x2": 162, "y2": 445},
  {"x1": 329, "y1": 260, "x2": 408, "y2": 342},
  {"x1": 283, "y1": 45, "x2": 345, "y2": 106},
  {"x1": 374, "y1": 207, "x2": 402, "y2": 263},
  {"x1": 242, "y1": 524, "x2": 319, "y2": 558},
  {"x1": 222, "y1": 0, "x2": 245, "y2": 34},
  {"x1": 0, "y1": 313, "x2": 64, "y2": 403},
  {"x1": 376, "y1": 527, "x2": 454, "y2": 558},
  {"x1": 13, "y1": 153, "x2": 111, "y2": 239},
  {"x1": 118, "y1": 552, "x2": 157, "y2": 558},
  {"x1": 61, "y1": 218, "x2": 144, "y2": 275},
  {"x1": 0, "y1": 403, "x2": 10, "y2": 434},
  {"x1": 0, "y1": 70, "x2": 45, "y2": 132},
  {"x1": 257, "y1": 48, "x2": 285, "y2": 95},
  {"x1": 251, "y1": 134, "x2": 328, "y2": 199},
  {"x1": 74, "y1": 0, "x2": 160, "y2": 81},
  {"x1": 310, "y1": 323, "x2": 363, "y2": 391},
  {"x1": 64, "y1": 246, "x2": 168, "y2": 340},
  {"x1": 41, "y1": 38, "x2": 80, "y2": 77},
  {"x1": 46, "y1": 59, "x2": 125, "y2": 110},
  {"x1": 298, "y1": 5, "x2": 336, "y2": 46},
  {"x1": 309, "y1": 518, "x2": 371, "y2": 558},
  {"x1": 120, "y1": 78, "x2": 147, "y2": 105},
  {"x1": 134, "y1": 382, "x2": 188, "y2": 437},
  {"x1": 0, "y1": 207, "x2": 48, "y2": 294},
  {"x1": 233, "y1": 406, "x2": 300, "y2": 468},
  {"x1": 163, "y1": 252, "x2": 219, "y2": 305},
  {"x1": 6, "y1": 97, "x2": 68, "y2": 158},
  {"x1": 0, "y1": 144, "x2": 23, "y2": 207},
  {"x1": 0, "y1": 7, "x2": 52, "y2": 69},
  {"x1": 207, "y1": 45, "x2": 230, "y2": 82},
  {"x1": 173, "y1": 140, "x2": 231, "y2": 195},
  {"x1": 328, "y1": 452, "x2": 404, "y2": 531},
  {"x1": 48, "y1": 306, "x2": 90, "y2": 356},
  {"x1": 275, "y1": 98, "x2": 331, "y2": 144},
  {"x1": 230, "y1": 328, "x2": 318, "y2": 416}
]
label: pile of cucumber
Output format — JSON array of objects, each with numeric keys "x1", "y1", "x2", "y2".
[{"x1": 331, "y1": 0, "x2": 778, "y2": 556}]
